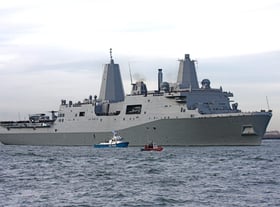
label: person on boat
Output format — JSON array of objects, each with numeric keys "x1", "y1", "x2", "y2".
[{"x1": 148, "y1": 141, "x2": 154, "y2": 148}]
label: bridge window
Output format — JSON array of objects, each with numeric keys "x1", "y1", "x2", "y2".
[{"x1": 126, "y1": 105, "x2": 142, "y2": 114}]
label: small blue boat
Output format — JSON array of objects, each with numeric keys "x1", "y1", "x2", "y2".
[{"x1": 94, "y1": 131, "x2": 129, "y2": 148}]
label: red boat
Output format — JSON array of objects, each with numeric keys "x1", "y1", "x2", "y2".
[{"x1": 141, "y1": 142, "x2": 163, "y2": 151}]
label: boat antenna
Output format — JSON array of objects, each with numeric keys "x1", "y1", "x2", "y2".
[
  {"x1": 266, "y1": 96, "x2": 270, "y2": 110},
  {"x1": 128, "y1": 62, "x2": 133, "y2": 85}
]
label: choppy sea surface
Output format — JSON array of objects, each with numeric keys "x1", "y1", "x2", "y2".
[{"x1": 1, "y1": 140, "x2": 280, "y2": 207}]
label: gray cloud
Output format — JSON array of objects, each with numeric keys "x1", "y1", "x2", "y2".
[{"x1": 198, "y1": 51, "x2": 280, "y2": 84}]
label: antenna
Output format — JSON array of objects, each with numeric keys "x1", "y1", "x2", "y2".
[
  {"x1": 128, "y1": 62, "x2": 133, "y2": 84},
  {"x1": 109, "y1": 48, "x2": 112, "y2": 60},
  {"x1": 266, "y1": 96, "x2": 270, "y2": 110},
  {"x1": 194, "y1": 59, "x2": 198, "y2": 70},
  {"x1": 109, "y1": 48, "x2": 113, "y2": 63}
]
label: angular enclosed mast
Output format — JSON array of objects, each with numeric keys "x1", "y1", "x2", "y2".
[
  {"x1": 98, "y1": 49, "x2": 125, "y2": 102},
  {"x1": 177, "y1": 54, "x2": 199, "y2": 89}
]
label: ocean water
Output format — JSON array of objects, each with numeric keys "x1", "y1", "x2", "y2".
[{"x1": 1, "y1": 140, "x2": 280, "y2": 207}]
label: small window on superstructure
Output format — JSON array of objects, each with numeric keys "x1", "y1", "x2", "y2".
[
  {"x1": 79, "y1": 112, "x2": 85, "y2": 117},
  {"x1": 58, "y1": 113, "x2": 65, "y2": 117},
  {"x1": 126, "y1": 105, "x2": 142, "y2": 114}
]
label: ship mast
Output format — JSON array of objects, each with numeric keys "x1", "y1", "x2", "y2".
[
  {"x1": 98, "y1": 48, "x2": 125, "y2": 102},
  {"x1": 110, "y1": 48, "x2": 114, "y2": 63}
]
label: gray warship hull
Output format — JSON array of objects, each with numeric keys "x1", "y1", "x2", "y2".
[
  {"x1": 0, "y1": 112, "x2": 271, "y2": 146},
  {"x1": 0, "y1": 53, "x2": 272, "y2": 146}
]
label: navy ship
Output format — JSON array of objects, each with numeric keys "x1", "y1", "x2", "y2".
[{"x1": 0, "y1": 50, "x2": 272, "y2": 146}]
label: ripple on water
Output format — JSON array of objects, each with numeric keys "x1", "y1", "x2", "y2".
[{"x1": 1, "y1": 141, "x2": 280, "y2": 206}]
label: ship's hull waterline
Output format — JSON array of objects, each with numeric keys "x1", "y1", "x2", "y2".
[{"x1": 0, "y1": 113, "x2": 271, "y2": 146}]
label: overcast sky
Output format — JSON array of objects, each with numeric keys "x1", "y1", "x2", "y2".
[{"x1": 0, "y1": 0, "x2": 279, "y2": 130}]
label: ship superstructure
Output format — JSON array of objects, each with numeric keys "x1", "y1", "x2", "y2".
[{"x1": 0, "y1": 51, "x2": 272, "y2": 146}]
